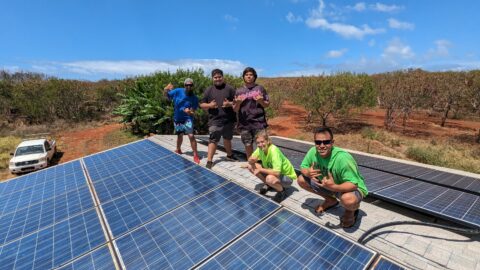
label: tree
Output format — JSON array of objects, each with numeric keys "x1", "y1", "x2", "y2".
[{"x1": 296, "y1": 72, "x2": 376, "y2": 126}]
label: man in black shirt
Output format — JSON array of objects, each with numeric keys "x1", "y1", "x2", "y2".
[{"x1": 200, "y1": 69, "x2": 238, "y2": 169}]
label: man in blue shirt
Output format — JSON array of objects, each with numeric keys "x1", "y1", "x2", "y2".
[{"x1": 164, "y1": 78, "x2": 200, "y2": 164}]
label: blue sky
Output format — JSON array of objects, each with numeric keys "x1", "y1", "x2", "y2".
[{"x1": 1, "y1": 0, "x2": 479, "y2": 80}]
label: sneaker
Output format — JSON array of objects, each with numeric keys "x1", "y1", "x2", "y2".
[
  {"x1": 206, "y1": 161, "x2": 213, "y2": 169},
  {"x1": 225, "y1": 154, "x2": 239, "y2": 161},
  {"x1": 258, "y1": 184, "x2": 271, "y2": 195},
  {"x1": 175, "y1": 149, "x2": 183, "y2": 154},
  {"x1": 193, "y1": 155, "x2": 200, "y2": 164},
  {"x1": 273, "y1": 189, "x2": 288, "y2": 203}
]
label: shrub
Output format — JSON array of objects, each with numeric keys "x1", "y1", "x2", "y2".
[{"x1": 405, "y1": 146, "x2": 445, "y2": 166}]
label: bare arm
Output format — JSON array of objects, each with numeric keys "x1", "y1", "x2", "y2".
[{"x1": 163, "y1": 83, "x2": 174, "y2": 97}]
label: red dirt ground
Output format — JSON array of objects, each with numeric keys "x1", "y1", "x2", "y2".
[{"x1": 2, "y1": 103, "x2": 478, "y2": 181}]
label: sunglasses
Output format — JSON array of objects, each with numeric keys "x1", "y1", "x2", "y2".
[
  {"x1": 315, "y1": 140, "x2": 332, "y2": 146},
  {"x1": 185, "y1": 84, "x2": 194, "y2": 87}
]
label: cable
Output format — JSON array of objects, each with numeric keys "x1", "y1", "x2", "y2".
[{"x1": 358, "y1": 220, "x2": 480, "y2": 244}]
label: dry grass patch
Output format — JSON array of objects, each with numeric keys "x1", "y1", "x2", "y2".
[{"x1": 0, "y1": 136, "x2": 22, "y2": 169}]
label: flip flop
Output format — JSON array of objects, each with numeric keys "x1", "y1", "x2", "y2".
[
  {"x1": 315, "y1": 200, "x2": 339, "y2": 214},
  {"x1": 341, "y1": 209, "x2": 359, "y2": 228}
]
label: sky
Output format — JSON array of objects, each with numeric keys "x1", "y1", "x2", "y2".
[{"x1": 1, "y1": 0, "x2": 480, "y2": 81}]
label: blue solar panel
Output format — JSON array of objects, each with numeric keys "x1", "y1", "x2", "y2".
[
  {"x1": 0, "y1": 209, "x2": 106, "y2": 269},
  {"x1": 114, "y1": 182, "x2": 279, "y2": 269},
  {"x1": 201, "y1": 209, "x2": 375, "y2": 270},
  {"x1": 376, "y1": 181, "x2": 480, "y2": 228},
  {"x1": 83, "y1": 140, "x2": 176, "y2": 182},
  {"x1": 358, "y1": 167, "x2": 410, "y2": 193},
  {"x1": 0, "y1": 161, "x2": 85, "y2": 199},
  {"x1": 373, "y1": 256, "x2": 406, "y2": 270},
  {"x1": 0, "y1": 186, "x2": 94, "y2": 246},
  {"x1": 58, "y1": 246, "x2": 115, "y2": 270}
]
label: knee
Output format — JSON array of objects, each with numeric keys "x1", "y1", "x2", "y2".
[
  {"x1": 340, "y1": 193, "x2": 359, "y2": 209},
  {"x1": 265, "y1": 175, "x2": 279, "y2": 185},
  {"x1": 187, "y1": 134, "x2": 195, "y2": 141}
]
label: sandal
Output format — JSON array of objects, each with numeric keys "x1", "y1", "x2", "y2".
[
  {"x1": 341, "y1": 209, "x2": 359, "y2": 228},
  {"x1": 315, "y1": 199, "x2": 339, "y2": 214}
]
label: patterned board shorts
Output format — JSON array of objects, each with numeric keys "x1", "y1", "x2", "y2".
[{"x1": 174, "y1": 119, "x2": 194, "y2": 135}]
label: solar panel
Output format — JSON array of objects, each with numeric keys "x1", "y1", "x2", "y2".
[
  {"x1": 58, "y1": 246, "x2": 115, "y2": 270},
  {"x1": 0, "y1": 209, "x2": 106, "y2": 269},
  {"x1": 373, "y1": 256, "x2": 406, "y2": 270},
  {"x1": 100, "y1": 166, "x2": 227, "y2": 237},
  {"x1": 114, "y1": 182, "x2": 280, "y2": 269},
  {"x1": 375, "y1": 180, "x2": 480, "y2": 228},
  {"x1": 358, "y1": 167, "x2": 410, "y2": 193},
  {"x1": 200, "y1": 209, "x2": 376, "y2": 270}
]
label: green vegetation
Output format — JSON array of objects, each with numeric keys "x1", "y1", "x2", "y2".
[
  {"x1": 103, "y1": 128, "x2": 143, "y2": 149},
  {"x1": 0, "y1": 136, "x2": 22, "y2": 169}
]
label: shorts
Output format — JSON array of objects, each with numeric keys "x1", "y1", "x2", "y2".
[
  {"x1": 174, "y1": 119, "x2": 194, "y2": 135},
  {"x1": 260, "y1": 173, "x2": 294, "y2": 187},
  {"x1": 304, "y1": 176, "x2": 364, "y2": 201},
  {"x1": 240, "y1": 129, "x2": 265, "y2": 146},
  {"x1": 209, "y1": 122, "x2": 234, "y2": 143},
  {"x1": 279, "y1": 174, "x2": 294, "y2": 188}
]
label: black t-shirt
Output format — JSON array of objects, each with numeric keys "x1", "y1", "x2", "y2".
[
  {"x1": 235, "y1": 84, "x2": 269, "y2": 131},
  {"x1": 201, "y1": 84, "x2": 237, "y2": 126}
]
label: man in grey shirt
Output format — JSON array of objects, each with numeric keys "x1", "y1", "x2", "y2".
[{"x1": 200, "y1": 69, "x2": 238, "y2": 169}]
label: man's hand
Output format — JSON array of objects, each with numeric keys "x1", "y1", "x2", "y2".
[
  {"x1": 164, "y1": 83, "x2": 174, "y2": 91},
  {"x1": 222, "y1": 98, "x2": 233, "y2": 108},
  {"x1": 183, "y1": 108, "x2": 194, "y2": 115},
  {"x1": 234, "y1": 95, "x2": 246, "y2": 104},
  {"x1": 318, "y1": 172, "x2": 335, "y2": 190},
  {"x1": 209, "y1": 100, "x2": 218, "y2": 109},
  {"x1": 254, "y1": 94, "x2": 264, "y2": 103},
  {"x1": 308, "y1": 162, "x2": 321, "y2": 180}
]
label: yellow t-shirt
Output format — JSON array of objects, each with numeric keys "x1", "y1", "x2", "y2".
[{"x1": 252, "y1": 144, "x2": 297, "y2": 180}]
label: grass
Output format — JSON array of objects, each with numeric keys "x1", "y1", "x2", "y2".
[
  {"x1": 103, "y1": 128, "x2": 143, "y2": 149},
  {"x1": 0, "y1": 136, "x2": 22, "y2": 169}
]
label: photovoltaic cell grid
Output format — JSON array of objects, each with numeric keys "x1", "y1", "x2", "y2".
[
  {"x1": 83, "y1": 139, "x2": 175, "y2": 182},
  {"x1": 375, "y1": 180, "x2": 480, "y2": 228},
  {"x1": 100, "y1": 166, "x2": 227, "y2": 237},
  {"x1": 114, "y1": 182, "x2": 280, "y2": 269},
  {"x1": 349, "y1": 152, "x2": 480, "y2": 195},
  {"x1": 91, "y1": 155, "x2": 195, "y2": 204},
  {"x1": 0, "y1": 209, "x2": 106, "y2": 270},
  {"x1": 201, "y1": 209, "x2": 375, "y2": 270},
  {"x1": 58, "y1": 246, "x2": 115, "y2": 270},
  {"x1": 358, "y1": 167, "x2": 410, "y2": 193},
  {"x1": 0, "y1": 161, "x2": 86, "y2": 215},
  {"x1": 372, "y1": 256, "x2": 406, "y2": 270}
]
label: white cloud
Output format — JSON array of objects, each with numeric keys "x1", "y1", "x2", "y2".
[
  {"x1": 348, "y1": 2, "x2": 366, "y2": 12},
  {"x1": 306, "y1": 0, "x2": 384, "y2": 39},
  {"x1": 382, "y1": 38, "x2": 415, "y2": 60},
  {"x1": 224, "y1": 14, "x2": 239, "y2": 23},
  {"x1": 286, "y1": 12, "x2": 303, "y2": 23},
  {"x1": 326, "y1": 49, "x2": 348, "y2": 58},
  {"x1": 388, "y1": 18, "x2": 414, "y2": 30},
  {"x1": 431, "y1": 39, "x2": 452, "y2": 57},
  {"x1": 371, "y1": 3, "x2": 403, "y2": 12},
  {"x1": 31, "y1": 59, "x2": 246, "y2": 78}
]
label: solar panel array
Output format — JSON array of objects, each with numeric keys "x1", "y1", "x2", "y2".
[
  {"x1": 1, "y1": 138, "x2": 394, "y2": 269},
  {"x1": 197, "y1": 136, "x2": 480, "y2": 229},
  {"x1": 372, "y1": 256, "x2": 406, "y2": 270}
]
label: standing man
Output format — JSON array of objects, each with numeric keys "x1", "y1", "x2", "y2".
[
  {"x1": 233, "y1": 67, "x2": 270, "y2": 158},
  {"x1": 200, "y1": 69, "x2": 238, "y2": 169},
  {"x1": 297, "y1": 127, "x2": 368, "y2": 228},
  {"x1": 164, "y1": 78, "x2": 201, "y2": 164}
]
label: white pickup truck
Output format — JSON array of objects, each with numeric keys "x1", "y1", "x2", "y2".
[{"x1": 9, "y1": 139, "x2": 57, "y2": 174}]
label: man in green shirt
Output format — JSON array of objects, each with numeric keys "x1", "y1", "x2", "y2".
[
  {"x1": 248, "y1": 130, "x2": 297, "y2": 203},
  {"x1": 298, "y1": 127, "x2": 368, "y2": 228}
]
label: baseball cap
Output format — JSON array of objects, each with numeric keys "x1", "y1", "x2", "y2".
[{"x1": 184, "y1": 78, "x2": 194, "y2": 85}]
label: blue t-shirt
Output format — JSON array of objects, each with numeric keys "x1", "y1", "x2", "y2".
[{"x1": 167, "y1": 88, "x2": 199, "y2": 122}]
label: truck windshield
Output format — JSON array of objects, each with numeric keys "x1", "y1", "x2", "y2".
[{"x1": 15, "y1": 145, "x2": 44, "y2": 156}]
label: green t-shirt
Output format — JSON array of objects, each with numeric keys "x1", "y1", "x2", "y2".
[
  {"x1": 252, "y1": 144, "x2": 297, "y2": 180},
  {"x1": 300, "y1": 146, "x2": 368, "y2": 197}
]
